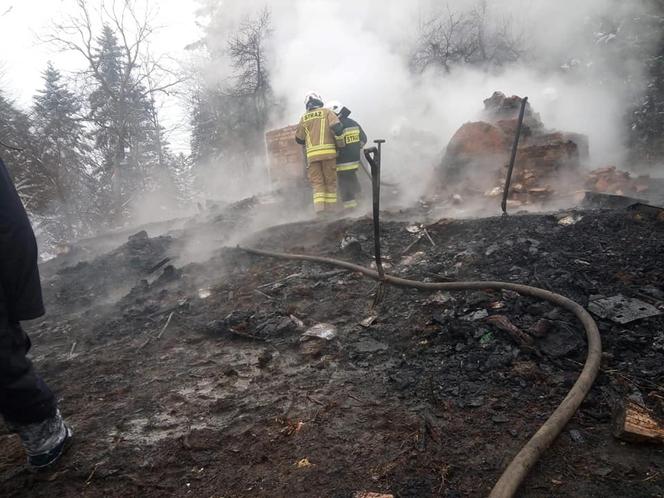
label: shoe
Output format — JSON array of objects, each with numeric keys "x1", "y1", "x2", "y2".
[{"x1": 28, "y1": 425, "x2": 73, "y2": 470}]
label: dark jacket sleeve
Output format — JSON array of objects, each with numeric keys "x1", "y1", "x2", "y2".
[
  {"x1": 0, "y1": 157, "x2": 45, "y2": 321},
  {"x1": 295, "y1": 117, "x2": 306, "y2": 145},
  {"x1": 327, "y1": 110, "x2": 344, "y2": 138},
  {"x1": 330, "y1": 122, "x2": 344, "y2": 136},
  {"x1": 359, "y1": 125, "x2": 368, "y2": 147}
]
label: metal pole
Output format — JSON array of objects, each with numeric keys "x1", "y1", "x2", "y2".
[
  {"x1": 501, "y1": 96, "x2": 528, "y2": 215},
  {"x1": 363, "y1": 141, "x2": 386, "y2": 280},
  {"x1": 372, "y1": 140, "x2": 385, "y2": 279},
  {"x1": 374, "y1": 139, "x2": 385, "y2": 194},
  {"x1": 375, "y1": 139, "x2": 385, "y2": 163}
]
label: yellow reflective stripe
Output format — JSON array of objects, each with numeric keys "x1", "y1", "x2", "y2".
[
  {"x1": 308, "y1": 151, "x2": 335, "y2": 159},
  {"x1": 307, "y1": 147, "x2": 336, "y2": 159},
  {"x1": 340, "y1": 127, "x2": 360, "y2": 138},
  {"x1": 319, "y1": 118, "x2": 325, "y2": 146},
  {"x1": 308, "y1": 143, "x2": 335, "y2": 151},
  {"x1": 337, "y1": 162, "x2": 360, "y2": 171},
  {"x1": 343, "y1": 200, "x2": 358, "y2": 208}
]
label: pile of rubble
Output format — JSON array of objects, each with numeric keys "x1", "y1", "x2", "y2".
[
  {"x1": 437, "y1": 92, "x2": 664, "y2": 210},
  {"x1": 585, "y1": 166, "x2": 651, "y2": 197},
  {"x1": 439, "y1": 91, "x2": 588, "y2": 207}
]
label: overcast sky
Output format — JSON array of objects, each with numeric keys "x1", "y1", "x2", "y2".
[{"x1": 0, "y1": 0, "x2": 200, "y2": 153}]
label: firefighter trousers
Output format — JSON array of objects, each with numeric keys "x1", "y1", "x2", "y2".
[
  {"x1": 338, "y1": 169, "x2": 361, "y2": 209},
  {"x1": 0, "y1": 305, "x2": 56, "y2": 425},
  {"x1": 307, "y1": 158, "x2": 337, "y2": 212}
]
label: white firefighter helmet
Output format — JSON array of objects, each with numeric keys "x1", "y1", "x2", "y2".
[
  {"x1": 326, "y1": 100, "x2": 343, "y2": 115},
  {"x1": 304, "y1": 91, "x2": 323, "y2": 107}
]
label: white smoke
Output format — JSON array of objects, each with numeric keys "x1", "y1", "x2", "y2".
[{"x1": 194, "y1": 0, "x2": 658, "y2": 205}]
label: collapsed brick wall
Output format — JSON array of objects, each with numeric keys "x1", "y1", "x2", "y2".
[
  {"x1": 586, "y1": 166, "x2": 651, "y2": 196},
  {"x1": 265, "y1": 125, "x2": 306, "y2": 188},
  {"x1": 438, "y1": 92, "x2": 590, "y2": 206}
]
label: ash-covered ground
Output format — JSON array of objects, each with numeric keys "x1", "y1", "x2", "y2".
[{"x1": 1, "y1": 197, "x2": 663, "y2": 497}]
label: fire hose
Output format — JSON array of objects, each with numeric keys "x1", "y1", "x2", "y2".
[{"x1": 238, "y1": 141, "x2": 602, "y2": 497}]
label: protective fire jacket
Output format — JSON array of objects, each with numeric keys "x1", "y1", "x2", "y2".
[
  {"x1": 0, "y1": 157, "x2": 45, "y2": 322},
  {"x1": 334, "y1": 116, "x2": 367, "y2": 171},
  {"x1": 295, "y1": 106, "x2": 343, "y2": 162}
]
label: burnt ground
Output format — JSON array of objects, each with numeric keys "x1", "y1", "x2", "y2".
[{"x1": 1, "y1": 200, "x2": 664, "y2": 497}]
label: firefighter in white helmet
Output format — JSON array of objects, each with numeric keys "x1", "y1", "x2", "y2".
[
  {"x1": 295, "y1": 92, "x2": 344, "y2": 215},
  {"x1": 326, "y1": 100, "x2": 367, "y2": 210}
]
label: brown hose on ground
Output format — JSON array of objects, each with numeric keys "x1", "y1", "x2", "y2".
[{"x1": 238, "y1": 246, "x2": 602, "y2": 498}]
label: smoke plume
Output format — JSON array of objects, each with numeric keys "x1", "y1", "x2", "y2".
[{"x1": 196, "y1": 0, "x2": 658, "y2": 205}]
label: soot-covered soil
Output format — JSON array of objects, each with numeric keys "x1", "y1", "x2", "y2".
[{"x1": 0, "y1": 202, "x2": 663, "y2": 497}]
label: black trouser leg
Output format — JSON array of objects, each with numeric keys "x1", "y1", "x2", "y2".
[
  {"x1": 338, "y1": 170, "x2": 361, "y2": 208},
  {"x1": 0, "y1": 309, "x2": 56, "y2": 425}
]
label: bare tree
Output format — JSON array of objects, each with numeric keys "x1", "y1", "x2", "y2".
[
  {"x1": 43, "y1": 0, "x2": 185, "y2": 219},
  {"x1": 227, "y1": 7, "x2": 273, "y2": 133},
  {"x1": 45, "y1": 1, "x2": 182, "y2": 101},
  {"x1": 410, "y1": 1, "x2": 524, "y2": 73},
  {"x1": 469, "y1": 0, "x2": 524, "y2": 67},
  {"x1": 410, "y1": 6, "x2": 470, "y2": 73}
]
